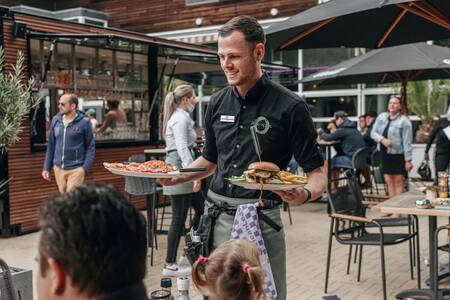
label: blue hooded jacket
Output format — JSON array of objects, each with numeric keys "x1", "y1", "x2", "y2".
[
  {"x1": 43, "y1": 111, "x2": 95, "y2": 172},
  {"x1": 320, "y1": 119, "x2": 365, "y2": 157}
]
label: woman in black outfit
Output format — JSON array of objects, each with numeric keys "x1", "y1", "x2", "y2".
[{"x1": 424, "y1": 106, "x2": 450, "y2": 183}]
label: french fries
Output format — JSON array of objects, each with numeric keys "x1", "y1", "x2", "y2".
[{"x1": 277, "y1": 171, "x2": 308, "y2": 184}]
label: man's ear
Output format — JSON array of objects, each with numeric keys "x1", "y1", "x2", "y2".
[
  {"x1": 48, "y1": 258, "x2": 67, "y2": 295},
  {"x1": 255, "y1": 43, "x2": 265, "y2": 62}
]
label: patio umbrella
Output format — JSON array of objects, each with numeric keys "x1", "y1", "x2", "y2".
[
  {"x1": 266, "y1": 0, "x2": 450, "y2": 50},
  {"x1": 300, "y1": 42, "x2": 450, "y2": 108}
]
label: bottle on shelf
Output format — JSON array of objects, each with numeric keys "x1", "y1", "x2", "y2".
[{"x1": 438, "y1": 171, "x2": 449, "y2": 198}]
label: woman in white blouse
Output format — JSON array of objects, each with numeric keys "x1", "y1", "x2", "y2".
[{"x1": 162, "y1": 84, "x2": 204, "y2": 275}]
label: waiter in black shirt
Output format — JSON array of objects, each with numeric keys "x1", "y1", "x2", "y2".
[{"x1": 161, "y1": 15, "x2": 327, "y2": 299}]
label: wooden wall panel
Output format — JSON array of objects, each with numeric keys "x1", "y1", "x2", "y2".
[
  {"x1": 1, "y1": 0, "x2": 316, "y2": 34},
  {"x1": 3, "y1": 18, "x2": 152, "y2": 233}
]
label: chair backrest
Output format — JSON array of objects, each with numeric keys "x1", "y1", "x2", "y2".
[
  {"x1": 128, "y1": 154, "x2": 146, "y2": 163},
  {"x1": 0, "y1": 258, "x2": 17, "y2": 300},
  {"x1": 327, "y1": 173, "x2": 365, "y2": 217},
  {"x1": 351, "y1": 147, "x2": 371, "y2": 171},
  {"x1": 370, "y1": 149, "x2": 381, "y2": 167}
]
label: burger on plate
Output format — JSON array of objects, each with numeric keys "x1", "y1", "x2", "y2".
[{"x1": 243, "y1": 161, "x2": 282, "y2": 184}]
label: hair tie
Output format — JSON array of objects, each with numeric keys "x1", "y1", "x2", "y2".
[
  {"x1": 242, "y1": 263, "x2": 250, "y2": 273},
  {"x1": 197, "y1": 256, "x2": 209, "y2": 264}
]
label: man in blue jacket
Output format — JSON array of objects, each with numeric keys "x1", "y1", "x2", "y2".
[
  {"x1": 319, "y1": 110, "x2": 365, "y2": 179},
  {"x1": 42, "y1": 94, "x2": 95, "y2": 193}
]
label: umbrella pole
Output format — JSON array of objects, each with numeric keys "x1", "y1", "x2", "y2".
[{"x1": 401, "y1": 80, "x2": 408, "y2": 115}]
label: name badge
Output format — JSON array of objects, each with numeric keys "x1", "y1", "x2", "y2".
[{"x1": 220, "y1": 115, "x2": 235, "y2": 123}]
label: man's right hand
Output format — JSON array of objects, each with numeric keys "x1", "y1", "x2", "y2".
[{"x1": 41, "y1": 170, "x2": 51, "y2": 181}]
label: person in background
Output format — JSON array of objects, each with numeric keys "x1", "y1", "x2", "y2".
[
  {"x1": 42, "y1": 94, "x2": 95, "y2": 193},
  {"x1": 319, "y1": 111, "x2": 365, "y2": 180},
  {"x1": 85, "y1": 108, "x2": 98, "y2": 133},
  {"x1": 36, "y1": 183, "x2": 149, "y2": 300},
  {"x1": 363, "y1": 111, "x2": 378, "y2": 148},
  {"x1": 424, "y1": 105, "x2": 450, "y2": 183},
  {"x1": 97, "y1": 100, "x2": 128, "y2": 133},
  {"x1": 192, "y1": 239, "x2": 265, "y2": 300},
  {"x1": 358, "y1": 114, "x2": 367, "y2": 134},
  {"x1": 162, "y1": 84, "x2": 205, "y2": 276},
  {"x1": 371, "y1": 96, "x2": 413, "y2": 196}
]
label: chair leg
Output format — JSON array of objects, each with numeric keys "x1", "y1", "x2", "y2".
[
  {"x1": 159, "y1": 204, "x2": 166, "y2": 231},
  {"x1": 324, "y1": 218, "x2": 334, "y2": 293},
  {"x1": 346, "y1": 245, "x2": 353, "y2": 275},
  {"x1": 380, "y1": 244, "x2": 387, "y2": 300},
  {"x1": 153, "y1": 208, "x2": 158, "y2": 250},
  {"x1": 354, "y1": 244, "x2": 359, "y2": 264},
  {"x1": 408, "y1": 224, "x2": 414, "y2": 280},
  {"x1": 357, "y1": 245, "x2": 363, "y2": 282}
]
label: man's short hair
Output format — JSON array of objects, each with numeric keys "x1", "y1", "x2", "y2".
[
  {"x1": 359, "y1": 114, "x2": 366, "y2": 119},
  {"x1": 218, "y1": 15, "x2": 266, "y2": 45},
  {"x1": 38, "y1": 183, "x2": 147, "y2": 297},
  {"x1": 64, "y1": 94, "x2": 78, "y2": 107},
  {"x1": 333, "y1": 110, "x2": 348, "y2": 120}
]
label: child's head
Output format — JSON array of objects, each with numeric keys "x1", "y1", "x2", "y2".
[{"x1": 192, "y1": 239, "x2": 265, "y2": 300}]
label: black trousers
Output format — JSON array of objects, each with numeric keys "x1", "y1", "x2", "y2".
[{"x1": 166, "y1": 193, "x2": 205, "y2": 263}]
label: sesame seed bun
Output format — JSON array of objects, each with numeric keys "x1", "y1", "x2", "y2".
[{"x1": 247, "y1": 161, "x2": 280, "y2": 173}]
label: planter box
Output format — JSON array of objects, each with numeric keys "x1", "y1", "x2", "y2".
[{"x1": 0, "y1": 267, "x2": 33, "y2": 300}]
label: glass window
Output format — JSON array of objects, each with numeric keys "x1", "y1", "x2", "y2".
[
  {"x1": 365, "y1": 94, "x2": 390, "y2": 115},
  {"x1": 29, "y1": 38, "x2": 150, "y2": 146},
  {"x1": 306, "y1": 96, "x2": 357, "y2": 118}
]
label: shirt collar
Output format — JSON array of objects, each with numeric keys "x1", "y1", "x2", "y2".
[
  {"x1": 175, "y1": 107, "x2": 190, "y2": 118},
  {"x1": 232, "y1": 73, "x2": 269, "y2": 103}
]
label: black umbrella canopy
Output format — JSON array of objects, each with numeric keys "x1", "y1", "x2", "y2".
[
  {"x1": 266, "y1": 0, "x2": 450, "y2": 50},
  {"x1": 301, "y1": 42, "x2": 450, "y2": 85},
  {"x1": 301, "y1": 42, "x2": 450, "y2": 108}
]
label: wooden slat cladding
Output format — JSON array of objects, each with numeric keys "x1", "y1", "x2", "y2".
[
  {"x1": 3, "y1": 18, "x2": 151, "y2": 232},
  {"x1": 2, "y1": 0, "x2": 316, "y2": 34}
]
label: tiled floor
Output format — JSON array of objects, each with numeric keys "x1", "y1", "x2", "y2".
[{"x1": 3, "y1": 201, "x2": 450, "y2": 299}]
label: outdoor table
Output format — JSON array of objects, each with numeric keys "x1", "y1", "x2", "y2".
[
  {"x1": 372, "y1": 191, "x2": 450, "y2": 300},
  {"x1": 143, "y1": 148, "x2": 167, "y2": 266},
  {"x1": 318, "y1": 140, "x2": 339, "y2": 203}
]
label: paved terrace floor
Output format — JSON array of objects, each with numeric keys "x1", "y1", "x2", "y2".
[{"x1": 2, "y1": 201, "x2": 450, "y2": 299}]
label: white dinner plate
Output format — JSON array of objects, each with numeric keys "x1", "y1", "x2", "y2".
[
  {"x1": 105, "y1": 167, "x2": 184, "y2": 178},
  {"x1": 229, "y1": 180, "x2": 305, "y2": 191}
]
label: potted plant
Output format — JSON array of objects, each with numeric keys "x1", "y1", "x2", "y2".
[{"x1": 407, "y1": 79, "x2": 449, "y2": 143}]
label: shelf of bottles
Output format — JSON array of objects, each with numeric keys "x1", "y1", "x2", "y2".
[{"x1": 30, "y1": 39, "x2": 150, "y2": 142}]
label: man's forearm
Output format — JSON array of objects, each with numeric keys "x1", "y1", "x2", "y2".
[
  {"x1": 305, "y1": 166, "x2": 327, "y2": 201},
  {"x1": 177, "y1": 156, "x2": 216, "y2": 184}
]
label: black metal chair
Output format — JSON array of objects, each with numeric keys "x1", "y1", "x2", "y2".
[
  {"x1": 0, "y1": 258, "x2": 17, "y2": 300},
  {"x1": 324, "y1": 173, "x2": 420, "y2": 300},
  {"x1": 370, "y1": 150, "x2": 388, "y2": 195}
]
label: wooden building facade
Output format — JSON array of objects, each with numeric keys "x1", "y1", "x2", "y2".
[
  {"x1": 0, "y1": 0, "x2": 316, "y2": 34},
  {"x1": 0, "y1": 7, "x2": 218, "y2": 234}
]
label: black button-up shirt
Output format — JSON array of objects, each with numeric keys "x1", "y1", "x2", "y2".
[{"x1": 202, "y1": 74, "x2": 324, "y2": 201}]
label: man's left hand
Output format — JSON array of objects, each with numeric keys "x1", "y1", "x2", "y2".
[
  {"x1": 405, "y1": 160, "x2": 413, "y2": 172},
  {"x1": 273, "y1": 188, "x2": 309, "y2": 205}
]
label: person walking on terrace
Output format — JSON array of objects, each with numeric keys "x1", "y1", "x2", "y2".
[
  {"x1": 424, "y1": 105, "x2": 450, "y2": 184},
  {"x1": 42, "y1": 93, "x2": 95, "y2": 193},
  {"x1": 162, "y1": 84, "x2": 205, "y2": 276}
]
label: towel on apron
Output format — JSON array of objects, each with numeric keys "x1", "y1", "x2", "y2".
[{"x1": 230, "y1": 203, "x2": 277, "y2": 299}]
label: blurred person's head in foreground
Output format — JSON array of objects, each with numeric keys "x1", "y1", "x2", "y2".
[
  {"x1": 192, "y1": 239, "x2": 265, "y2": 300},
  {"x1": 36, "y1": 182, "x2": 147, "y2": 300}
]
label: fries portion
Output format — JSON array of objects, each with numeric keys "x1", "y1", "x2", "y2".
[{"x1": 277, "y1": 171, "x2": 308, "y2": 184}]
